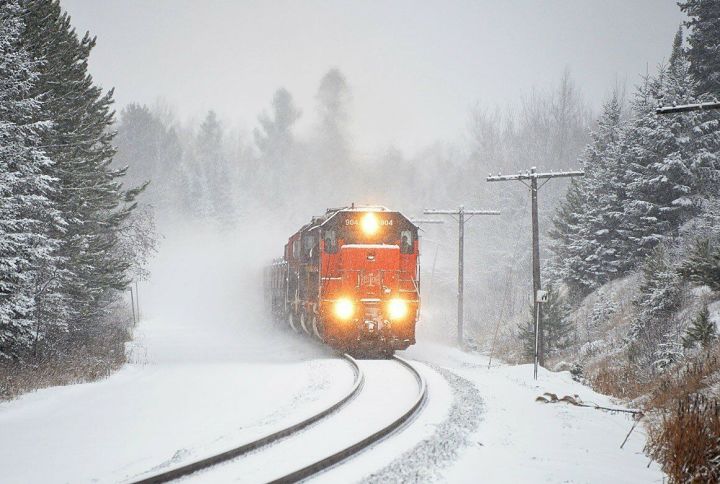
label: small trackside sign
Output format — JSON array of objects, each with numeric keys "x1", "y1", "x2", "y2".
[{"x1": 536, "y1": 290, "x2": 548, "y2": 303}]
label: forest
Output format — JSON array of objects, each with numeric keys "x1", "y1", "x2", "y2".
[
  {"x1": 1, "y1": 0, "x2": 720, "y2": 480},
  {"x1": 0, "y1": 0, "x2": 154, "y2": 392}
]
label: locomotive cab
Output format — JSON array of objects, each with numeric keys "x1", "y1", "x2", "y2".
[{"x1": 268, "y1": 205, "x2": 420, "y2": 356}]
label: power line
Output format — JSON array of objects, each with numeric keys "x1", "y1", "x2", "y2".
[
  {"x1": 656, "y1": 99, "x2": 720, "y2": 114},
  {"x1": 422, "y1": 206, "x2": 500, "y2": 347}
]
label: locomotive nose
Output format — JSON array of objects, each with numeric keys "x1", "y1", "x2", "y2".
[{"x1": 341, "y1": 244, "x2": 400, "y2": 297}]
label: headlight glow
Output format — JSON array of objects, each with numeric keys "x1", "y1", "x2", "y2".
[
  {"x1": 360, "y1": 212, "x2": 380, "y2": 235},
  {"x1": 387, "y1": 298, "x2": 409, "y2": 320},
  {"x1": 333, "y1": 298, "x2": 355, "y2": 320}
]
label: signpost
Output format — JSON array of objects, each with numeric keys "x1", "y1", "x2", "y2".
[{"x1": 534, "y1": 289, "x2": 548, "y2": 379}]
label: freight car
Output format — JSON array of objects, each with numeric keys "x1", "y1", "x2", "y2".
[{"x1": 264, "y1": 205, "x2": 420, "y2": 355}]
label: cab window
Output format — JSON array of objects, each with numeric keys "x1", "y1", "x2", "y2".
[
  {"x1": 323, "y1": 229, "x2": 338, "y2": 254},
  {"x1": 400, "y1": 230, "x2": 414, "y2": 254},
  {"x1": 303, "y1": 234, "x2": 318, "y2": 260}
]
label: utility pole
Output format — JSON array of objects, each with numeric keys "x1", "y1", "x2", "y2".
[
  {"x1": 129, "y1": 287, "x2": 137, "y2": 327},
  {"x1": 135, "y1": 280, "x2": 141, "y2": 321},
  {"x1": 656, "y1": 99, "x2": 720, "y2": 114},
  {"x1": 487, "y1": 167, "x2": 583, "y2": 371},
  {"x1": 423, "y1": 206, "x2": 500, "y2": 347}
]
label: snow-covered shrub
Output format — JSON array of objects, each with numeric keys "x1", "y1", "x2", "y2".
[{"x1": 578, "y1": 339, "x2": 608, "y2": 358}]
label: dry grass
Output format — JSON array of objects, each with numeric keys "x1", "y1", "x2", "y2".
[
  {"x1": 580, "y1": 345, "x2": 720, "y2": 483},
  {"x1": 582, "y1": 354, "x2": 655, "y2": 401},
  {"x1": 647, "y1": 350, "x2": 720, "y2": 410},
  {"x1": 646, "y1": 394, "x2": 720, "y2": 483},
  {"x1": 589, "y1": 346, "x2": 720, "y2": 483},
  {"x1": 0, "y1": 347, "x2": 126, "y2": 401},
  {"x1": 0, "y1": 317, "x2": 131, "y2": 401}
]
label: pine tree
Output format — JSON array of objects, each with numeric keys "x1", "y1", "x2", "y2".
[
  {"x1": 316, "y1": 68, "x2": 350, "y2": 158},
  {"x1": 254, "y1": 88, "x2": 301, "y2": 161},
  {"x1": 22, "y1": 0, "x2": 142, "y2": 349},
  {"x1": 548, "y1": 178, "x2": 587, "y2": 295},
  {"x1": 253, "y1": 88, "x2": 301, "y2": 208},
  {"x1": 194, "y1": 111, "x2": 233, "y2": 224},
  {"x1": 620, "y1": 31, "x2": 699, "y2": 267},
  {"x1": 315, "y1": 68, "x2": 352, "y2": 192},
  {"x1": 679, "y1": 0, "x2": 720, "y2": 96},
  {"x1": 114, "y1": 103, "x2": 181, "y2": 211},
  {"x1": 0, "y1": 0, "x2": 61, "y2": 359},
  {"x1": 677, "y1": 2, "x2": 720, "y2": 199},
  {"x1": 630, "y1": 246, "x2": 683, "y2": 373},
  {"x1": 550, "y1": 27, "x2": 720, "y2": 297},
  {"x1": 678, "y1": 238, "x2": 720, "y2": 290},
  {"x1": 683, "y1": 304, "x2": 716, "y2": 349},
  {"x1": 549, "y1": 92, "x2": 626, "y2": 297}
]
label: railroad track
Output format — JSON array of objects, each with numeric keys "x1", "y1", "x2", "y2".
[
  {"x1": 269, "y1": 355, "x2": 426, "y2": 483},
  {"x1": 131, "y1": 354, "x2": 426, "y2": 484},
  {"x1": 131, "y1": 353, "x2": 363, "y2": 484}
]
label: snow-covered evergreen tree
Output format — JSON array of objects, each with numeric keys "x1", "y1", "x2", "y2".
[
  {"x1": 620, "y1": 32, "x2": 699, "y2": 267},
  {"x1": 0, "y1": 0, "x2": 61, "y2": 359},
  {"x1": 552, "y1": 29, "x2": 711, "y2": 297},
  {"x1": 253, "y1": 88, "x2": 302, "y2": 209},
  {"x1": 678, "y1": 237, "x2": 720, "y2": 290},
  {"x1": 254, "y1": 88, "x2": 301, "y2": 163},
  {"x1": 114, "y1": 103, "x2": 180, "y2": 211},
  {"x1": 549, "y1": 93, "x2": 626, "y2": 297},
  {"x1": 683, "y1": 304, "x2": 716, "y2": 349},
  {"x1": 679, "y1": 0, "x2": 720, "y2": 96},
  {"x1": 196, "y1": 111, "x2": 236, "y2": 225},
  {"x1": 22, "y1": 0, "x2": 143, "y2": 349},
  {"x1": 314, "y1": 68, "x2": 352, "y2": 195},
  {"x1": 629, "y1": 246, "x2": 683, "y2": 374},
  {"x1": 679, "y1": 3, "x2": 720, "y2": 200}
]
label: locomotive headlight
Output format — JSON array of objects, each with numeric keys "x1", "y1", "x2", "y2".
[
  {"x1": 334, "y1": 298, "x2": 355, "y2": 320},
  {"x1": 360, "y1": 212, "x2": 379, "y2": 235},
  {"x1": 387, "y1": 298, "x2": 408, "y2": 320}
]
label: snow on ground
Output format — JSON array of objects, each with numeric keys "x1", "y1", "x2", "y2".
[
  {"x1": 400, "y1": 343, "x2": 665, "y2": 484},
  {"x1": 0, "y1": 227, "x2": 352, "y2": 484},
  {"x1": 186, "y1": 359, "x2": 424, "y2": 483},
  {"x1": 311, "y1": 361, "x2": 461, "y2": 484},
  {"x1": 0, "y1": 225, "x2": 667, "y2": 483},
  {"x1": 0, "y1": 354, "x2": 350, "y2": 484}
]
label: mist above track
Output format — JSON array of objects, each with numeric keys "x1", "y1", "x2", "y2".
[{"x1": 137, "y1": 220, "x2": 332, "y2": 364}]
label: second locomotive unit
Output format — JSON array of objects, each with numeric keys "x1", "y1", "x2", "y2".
[{"x1": 265, "y1": 205, "x2": 420, "y2": 355}]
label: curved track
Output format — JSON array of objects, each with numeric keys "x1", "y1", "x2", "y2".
[
  {"x1": 132, "y1": 355, "x2": 426, "y2": 484},
  {"x1": 268, "y1": 355, "x2": 427, "y2": 483},
  {"x1": 131, "y1": 353, "x2": 363, "y2": 484}
]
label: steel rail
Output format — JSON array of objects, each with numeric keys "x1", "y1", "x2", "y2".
[
  {"x1": 130, "y1": 353, "x2": 363, "y2": 484},
  {"x1": 266, "y1": 355, "x2": 427, "y2": 483}
]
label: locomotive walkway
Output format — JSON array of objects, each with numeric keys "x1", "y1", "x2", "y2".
[{"x1": 131, "y1": 354, "x2": 426, "y2": 483}]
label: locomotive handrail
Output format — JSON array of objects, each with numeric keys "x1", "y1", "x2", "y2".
[{"x1": 129, "y1": 353, "x2": 364, "y2": 484}]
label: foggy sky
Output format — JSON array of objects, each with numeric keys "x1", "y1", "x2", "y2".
[{"x1": 61, "y1": 0, "x2": 684, "y2": 155}]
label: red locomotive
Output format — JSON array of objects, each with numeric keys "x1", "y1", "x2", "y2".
[{"x1": 265, "y1": 205, "x2": 420, "y2": 355}]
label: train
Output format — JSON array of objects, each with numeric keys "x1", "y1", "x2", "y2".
[{"x1": 264, "y1": 205, "x2": 420, "y2": 356}]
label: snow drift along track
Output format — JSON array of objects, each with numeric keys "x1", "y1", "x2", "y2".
[
  {"x1": 131, "y1": 353, "x2": 363, "y2": 484},
  {"x1": 267, "y1": 355, "x2": 427, "y2": 483}
]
